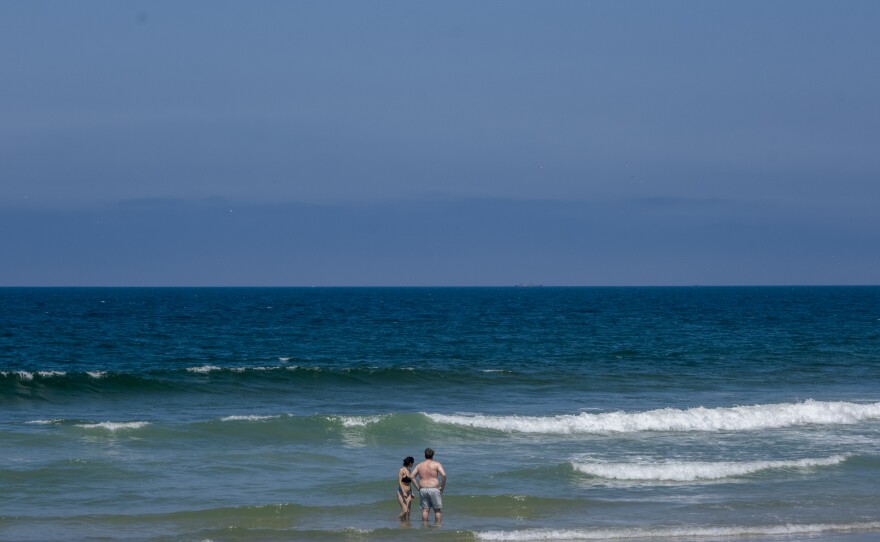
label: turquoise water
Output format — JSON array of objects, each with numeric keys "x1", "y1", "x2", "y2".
[{"x1": 1, "y1": 287, "x2": 879, "y2": 541}]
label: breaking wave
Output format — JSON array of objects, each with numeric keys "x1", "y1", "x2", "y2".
[
  {"x1": 427, "y1": 400, "x2": 880, "y2": 434},
  {"x1": 220, "y1": 415, "x2": 281, "y2": 422},
  {"x1": 570, "y1": 455, "x2": 849, "y2": 481},
  {"x1": 0, "y1": 365, "x2": 518, "y2": 401},
  {"x1": 476, "y1": 521, "x2": 880, "y2": 540},
  {"x1": 74, "y1": 421, "x2": 150, "y2": 431}
]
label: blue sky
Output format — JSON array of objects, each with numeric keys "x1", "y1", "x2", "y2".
[{"x1": 1, "y1": 1, "x2": 878, "y2": 285}]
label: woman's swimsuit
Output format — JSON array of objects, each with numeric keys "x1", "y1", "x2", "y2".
[{"x1": 398, "y1": 470, "x2": 413, "y2": 497}]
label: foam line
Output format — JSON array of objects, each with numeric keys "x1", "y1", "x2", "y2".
[
  {"x1": 571, "y1": 455, "x2": 848, "y2": 481},
  {"x1": 185, "y1": 365, "x2": 223, "y2": 373},
  {"x1": 476, "y1": 521, "x2": 880, "y2": 540},
  {"x1": 220, "y1": 415, "x2": 280, "y2": 422},
  {"x1": 333, "y1": 415, "x2": 385, "y2": 427},
  {"x1": 427, "y1": 400, "x2": 880, "y2": 434},
  {"x1": 74, "y1": 421, "x2": 150, "y2": 431},
  {"x1": 1, "y1": 370, "x2": 66, "y2": 380}
]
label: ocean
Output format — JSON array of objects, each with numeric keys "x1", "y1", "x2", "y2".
[{"x1": 1, "y1": 287, "x2": 879, "y2": 542}]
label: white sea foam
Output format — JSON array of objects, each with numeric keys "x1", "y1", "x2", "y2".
[
  {"x1": 230, "y1": 366, "x2": 283, "y2": 373},
  {"x1": 476, "y1": 521, "x2": 880, "y2": 541},
  {"x1": 186, "y1": 365, "x2": 222, "y2": 373},
  {"x1": 75, "y1": 421, "x2": 150, "y2": 431},
  {"x1": 571, "y1": 455, "x2": 848, "y2": 481},
  {"x1": 336, "y1": 415, "x2": 384, "y2": 427},
  {"x1": 427, "y1": 400, "x2": 880, "y2": 434},
  {"x1": 3, "y1": 371, "x2": 34, "y2": 380},
  {"x1": 220, "y1": 415, "x2": 280, "y2": 422},
  {"x1": 278, "y1": 357, "x2": 290, "y2": 362},
  {"x1": 86, "y1": 371, "x2": 107, "y2": 378},
  {"x1": 26, "y1": 419, "x2": 64, "y2": 425},
  {"x1": 2, "y1": 370, "x2": 66, "y2": 380}
]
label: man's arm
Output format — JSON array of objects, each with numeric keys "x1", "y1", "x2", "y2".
[
  {"x1": 437, "y1": 463, "x2": 447, "y2": 492},
  {"x1": 411, "y1": 462, "x2": 422, "y2": 490}
]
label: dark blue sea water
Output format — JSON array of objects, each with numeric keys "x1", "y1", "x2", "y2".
[{"x1": 1, "y1": 287, "x2": 879, "y2": 541}]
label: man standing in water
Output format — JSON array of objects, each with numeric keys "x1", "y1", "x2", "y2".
[{"x1": 412, "y1": 448, "x2": 447, "y2": 524}]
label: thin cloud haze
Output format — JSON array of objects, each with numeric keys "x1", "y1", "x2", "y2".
[
  {"x1": 1, "y1": 1, "x2": 878, "y2": 285},
  {"x1": 2, "y1": 198, "x2": 876, "y2": 286}
]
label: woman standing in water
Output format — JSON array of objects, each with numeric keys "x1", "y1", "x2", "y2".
[{"x1": 396, "y1": 456, "x2": 417, "y2": 520}]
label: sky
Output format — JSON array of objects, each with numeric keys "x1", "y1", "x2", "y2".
[{"x1": 1, "y1": 1, "x2": 878, "y2": 286}]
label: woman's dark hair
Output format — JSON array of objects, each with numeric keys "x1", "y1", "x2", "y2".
[{"x1": 403, "y1": 456, "x2": 414, "y2": 466}]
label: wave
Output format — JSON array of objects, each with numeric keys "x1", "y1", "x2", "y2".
[
  {"x1": 214, "y1": 413, "x2": 391, "y2": 426},
  {"x1": 16, "y1": 413, "x2": 474, "y2": 447},
  {"x1": 570, "y1": 455, "x2": 849, "y2": 481},
  {"x1": 16, "y1": 402, "x2": 880, "y2": 444},
  {"x1": 0, "y1": 370, "x2": 67, "y2": 381},
  {"x1": 185, "y1": 365, "x2": 225, "y2": 374},
  {"x1": 22, "y1": 413, "x2": 394, "y2": 429},
  {"x1": 220, "y1": 415, "x2": 281, "y2": 422},
  {"x1": 23, "y1": 418, "x2": 152, "y2": 431},
  {"x1": 336, "y1": 415, "x2": 385, "y2": 427},
  {"x1": 427, "y1": 400, "x2": 880, "y2": 434},
  {"x1": 0, "y1": 370, "x2": 179, "y2": 400},
  {"x1": 74, "y1": 421, "x2": 150, "y2": 431},
  {"x1": 0, "y1": 364, "x2": 505, "y2": 400},
  {"x1": 476, "y1": 522, "x2": 880, "y2": 541}
]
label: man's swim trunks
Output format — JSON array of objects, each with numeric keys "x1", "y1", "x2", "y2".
[{"x1": 419, "y1": 487, "x2": 442, "y2": 511}]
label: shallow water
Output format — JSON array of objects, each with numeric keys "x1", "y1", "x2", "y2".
[{"x1": 1, "y1": 287, "x2": 879, "y2": 541}]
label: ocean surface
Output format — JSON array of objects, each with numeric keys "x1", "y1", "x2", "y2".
[{"x1": 1, "y1": 287, "x2": 879, "y2": 542}]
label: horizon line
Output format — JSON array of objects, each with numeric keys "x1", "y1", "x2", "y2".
[{"x1": 1, "y1": 284, "x2": 877, "y2": 289}]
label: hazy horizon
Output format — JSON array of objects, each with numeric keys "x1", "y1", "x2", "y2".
[{"x1": 2, "y1": 1, "x2": 878, "y2": 286}]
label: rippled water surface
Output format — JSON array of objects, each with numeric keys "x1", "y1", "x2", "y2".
[{"x1": 1, "y1": 287, "x2": 879, "y2": 541}]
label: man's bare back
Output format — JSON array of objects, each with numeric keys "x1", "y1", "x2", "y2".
[
  {"x1": 412, "y1": 448, "x2": 447, "y2": 523},
  {"x1": 413, "y1": 459, "x2": 445, "y2": 489}
]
